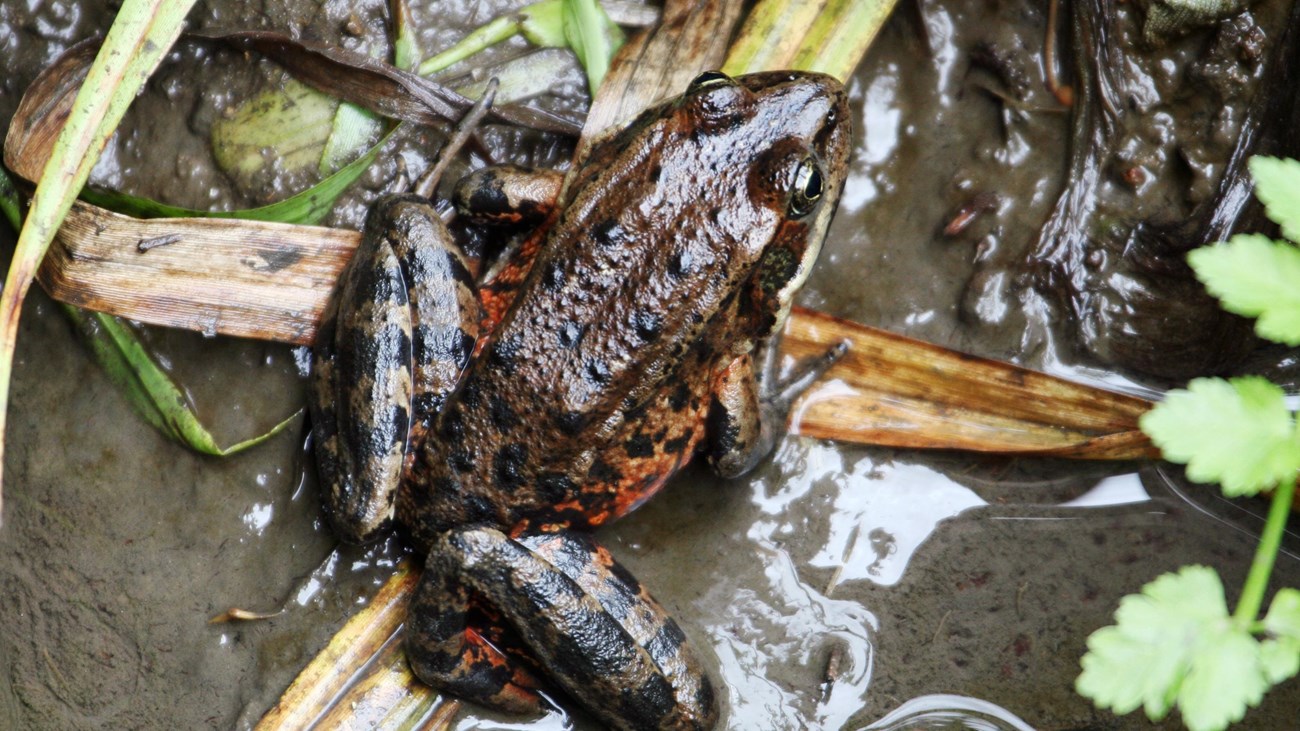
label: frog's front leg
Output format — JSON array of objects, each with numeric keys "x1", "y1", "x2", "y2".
[
  {"x1": 407, "y1": 527, "x2": 719, "y2": 731},
  {"x1": 706, "y1": 340, "x2": 847, "y2": 478},
  {"x1": 310, "y1": 195, "x2": 479, "y2": 543}
]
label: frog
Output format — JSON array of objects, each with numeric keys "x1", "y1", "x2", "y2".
[{"x1": 309, "y1": 69, "x2": 851, "y2": 730}]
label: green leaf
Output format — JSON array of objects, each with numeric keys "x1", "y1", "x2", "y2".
[
  {"x1": 1259, "y1": 637, "x2": 1300, "y2": 685},
  {"x1": 212, "y1": 79, "x2": 339, "y2": 184},
  {"x1": 519, "y1": 0, "x2": 567, "y2": 48},
  {"x1": 1077, "y1": 567, "x2": 1270, "y2": 731},
  {"x1": 0, "y1": 0, "x2": 200, "y2": 507},
  {"x1": 0, "y1": 166, "x2": 21, "y2": 230},
  {"x1": 1260, "y1": 588, "x2": 1300, "y2": 682},
  {"x1": 1263, "y1": 587, "x2": 1300, "y2": 640},
  {"x1": 416, "y1": 0, "x2": 567, "y2": 77},
  {"x1": 1249, "y1": 156, "x2": 1300, "y2": 243},
  {"x1": 1178, "y1": 628, "x2": 1268, "y2": 731},
  {"x1": 1139, "y1": 377, "x2": 1300, "y2": 496},
  {"x1": 1189, "y1": 233, "x2": 1300, "y2": 345},
  {"x1": 62, "y1": 305, "x2": 300, "y2": 455},
  {"x1": 561, "y1": 0, "x2": 625, "y2": 91},
  {"x1": 80, "y1": 124, "x2": 397, "y2": 225}
]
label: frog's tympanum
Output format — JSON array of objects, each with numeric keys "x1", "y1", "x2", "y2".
[{"x1": 310, "y1": 70, "x2": 850, "y2": 730}]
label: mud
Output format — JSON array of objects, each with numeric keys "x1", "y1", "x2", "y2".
[{"x1": 1, "y1": 0, "x2": 1298, "y2": 729}]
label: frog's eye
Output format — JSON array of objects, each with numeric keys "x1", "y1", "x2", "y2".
[
  {"x1": 789, "y1": 156, "x2": 824, "y2": 218},
  {"x1": 688, "y1": 70, "x2": 732, "y2": 92}
]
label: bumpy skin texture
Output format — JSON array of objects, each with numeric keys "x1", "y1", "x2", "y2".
[{"x1": 310, "y1": 70, "x2": 851, "y2": 731}]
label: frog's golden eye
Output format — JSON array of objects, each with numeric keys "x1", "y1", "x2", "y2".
[
  {"x1": 688, "y1": 70, "x2": 732, "y2": 92},
  {"x1": 789, "y1": 157, "x2": 824, "y2": 218}
]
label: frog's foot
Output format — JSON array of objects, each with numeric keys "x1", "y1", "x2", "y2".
[
  {"x1": 765, "y1": 339, "x2": 849, "y2": 413},
  {"x1": 407, "y1": 527, "x2": 718, "y2": 730},
  {"x1": 706, "y1": 341, "x2": 848, "y2": 478}
]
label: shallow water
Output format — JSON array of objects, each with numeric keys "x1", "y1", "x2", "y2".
[{"x1": 1, "y1": 1, "x2": 1298, "y2": 730}]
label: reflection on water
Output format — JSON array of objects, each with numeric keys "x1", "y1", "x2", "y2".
[{"x1": 862, "y1": 694, "x2": 1035, "y2": 731}]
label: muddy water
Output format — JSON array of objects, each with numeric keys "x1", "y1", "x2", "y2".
[{"x1": 1, "y1": 1, "x2": 1298, "y2": 730}]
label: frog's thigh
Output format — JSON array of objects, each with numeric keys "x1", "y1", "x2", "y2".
[
  {"x1": 381, "y1": 197, "x2": 481, "y2": 441},
  {"x1": 408, "y1": 528, "x2": 718, "y2": 730},
  {"x1": 705, "y1": 354, "x2": 770, "y2": 478},
  {"x1": 310, "y1": 210, "x2": 414, "y2": 543},
  {"x1": 453, "y1": 164, "x2": 563, "y2": 226}
]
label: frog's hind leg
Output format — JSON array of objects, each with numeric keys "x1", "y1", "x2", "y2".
[
  {"x1": 310, "y1": 211, "x2": 417, "y2": 544},
  {"x1": 310, "y1": 197, "x2": 481, "y2": 543},
  {"x1": 406, "y1": 527, "x2": 718, "y2": 730}
]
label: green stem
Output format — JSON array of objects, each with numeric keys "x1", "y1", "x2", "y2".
[
  {"x1": 417, "y1": 15, "x2": 523, "y2": 76},
  {"x1": 0, "y1": 168, "x2": 21, "y2": 231},
  {"x1": 1234, "y1": 476, "x2": 1297, "y2": 623}
]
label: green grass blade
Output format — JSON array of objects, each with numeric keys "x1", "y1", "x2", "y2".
[
  {"x1": 62, "y1": 306, "x2": 300, "y2": 455},
  {"x1": 3, "y1": 164, "x2": 299, "y2": 456},
  {"x1": 82, "y1": 124, "x2": 399, "y2": 224},
  {"x1": 562, "y1": 0, "x2": 625, "y2": 91},
  {"x1": 724, "y1": 0, "x2": 897, "y2": 81},
  {"x1": 0, "y1": 0, "x2": 199, "y2": 512}
]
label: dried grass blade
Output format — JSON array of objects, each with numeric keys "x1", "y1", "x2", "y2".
[
  {"x1": 257, "y1": 563, "x2": 421, "y2": 730},
  {"x1": 202, "y1": 31, "x2": 582, "y2": 135},
  {"x1": 39, "y1": 202, "x2": 356, "y2": 344},
  {"x1": 0, "y1": 0, "x2": 198, "y2": 513},
  {"x1": 784, "y1": 307, "x2": 1157, "y2": 459}
]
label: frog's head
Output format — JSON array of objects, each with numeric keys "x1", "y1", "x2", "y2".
[
  {"x1": 718, "y1": 71, "x2": 849, "y2": 335},
  {"x1": 664, "y1": 70, "x2": 852, "y2": 337}
]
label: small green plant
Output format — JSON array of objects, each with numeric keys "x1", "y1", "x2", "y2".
[{"x1": 1077, "y1": 156, "x2": 1300, "y2": 730}]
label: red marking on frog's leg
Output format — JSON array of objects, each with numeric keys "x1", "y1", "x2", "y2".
[
  {"x1": 413, "y1": 526, "x2": 718, "y2": 729},
  {"x1": 405, "y1": 556, "x2": 548, "y2": 715}
]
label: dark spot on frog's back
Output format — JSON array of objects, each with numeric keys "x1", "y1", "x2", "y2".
[
  {"x1": 624, "y1": 433, "x2": 655, "y2": 458},
  {"x1": 592, "y1": 218, "x2": 623, "y2": 248},
  {"x1": 632, "y1": 310, "x2": 662, "y2": 341},
  {"x1": 669, "y1": 382, "x2": 692, "y2": 411},
  {"x1": 558, "y1": 321, "x2": 584, "y2": 348},
  {"x1": 555, "y1": 410, "x2": 587, "y2": 435},
  {"x1": 537, "y1": 472, "x2": 577, "y2": 503},
  {"x1": 541, "y1": 260, "x2": 566, "y2": 292},
  {"x1": 491, "y1": 332, "x2": 523, "y2": 374},
  {"x1": 493, "y1": 443, "x2": 529, "y2": 490},
  {"x1": 663, "y1": 434, "x2": 691, "y2": 454},
  {"x1": 584, "y1": 357, "x2": 611, "y2": 385},
  {"x1": 589, "y1": 458, "x2": 621, "y2": 483},
  {"x1": 489, "y1": 393, "x2": 518, "y2": 429}
]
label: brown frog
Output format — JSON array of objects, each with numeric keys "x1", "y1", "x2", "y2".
[{"x1": 310, "y1": 70, "x2": 851, "y2": 730}]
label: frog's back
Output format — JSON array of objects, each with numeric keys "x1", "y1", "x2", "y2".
[{"x1": 399, "y1": 71, "x2": 851, "y2": 542}]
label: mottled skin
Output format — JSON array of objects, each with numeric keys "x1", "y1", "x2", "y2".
[{"x1": 310, "y1": 70, "x2": 851, "y2": 731}]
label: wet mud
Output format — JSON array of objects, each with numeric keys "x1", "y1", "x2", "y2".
[{"x1": 1, "y1": 0, "x2": 1298, "y2": 729}]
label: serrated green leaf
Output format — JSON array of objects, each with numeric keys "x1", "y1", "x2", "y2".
[
  {"x1": 1188, "y1": 234, "x2": 1300, "y2": 345},
  {"x1": 1249, "y1": 156, "x2": 1300, "y2": 243},
  {"x1": 1263, "y1": 588, "x2": 1300, "y2": 638},
  {"x1": 1139, "y1": 377, "x2": 1300, "y2": 495},
  {"x1": 1259, "y1": 637, "x2": 1300, "y2": 684},
  {"x1": 1077, "y1": 567, "x2": 1273, "y2": 731},
  {"x1": 1178, "y1": 628, "x2": 1267, "y2": 731}
]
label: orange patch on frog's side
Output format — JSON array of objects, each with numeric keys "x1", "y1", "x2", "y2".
[{"x1": 478, "y1": 232, "x2": 547, "y2": 333}]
